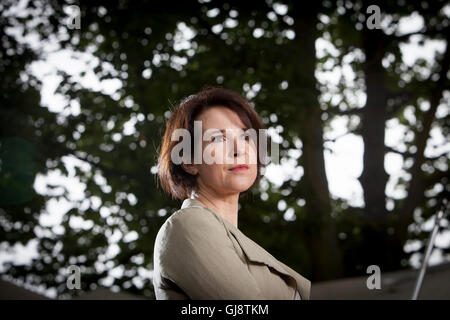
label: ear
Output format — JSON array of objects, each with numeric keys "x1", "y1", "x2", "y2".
[{"x1": 181, "y1": 163, "x2": 198, "y2": 175}]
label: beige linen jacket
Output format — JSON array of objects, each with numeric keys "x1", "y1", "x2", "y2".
[{"x1": 153, "y1": 198, "x2": 311, "y2": 300}]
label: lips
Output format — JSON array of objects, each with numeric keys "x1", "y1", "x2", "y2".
[{"x1": 229, "y1": 164, "x2": 249, "y2": 171}]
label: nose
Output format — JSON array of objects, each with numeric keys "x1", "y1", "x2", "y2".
[{"x1": 228, "y1": 130, "x2": 247, "y2": 162}]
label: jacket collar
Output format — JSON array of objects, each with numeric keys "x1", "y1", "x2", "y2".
[{"x1": 180, "y1": 198, "x2": 311, "y2": 300}]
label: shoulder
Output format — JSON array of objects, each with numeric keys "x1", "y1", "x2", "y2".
[
  {"x1": 154, "y1": 206, "x2": 226, "y2": 253},
  {"x1": 167, "y1": 205, "x2": 224, "y2": 234},
  {"x1": 153, "y1": 205, "x2": 232, "y2": 279},
  {"x1": 173, "y1": 205, "x2": 221, "y2": 225}
]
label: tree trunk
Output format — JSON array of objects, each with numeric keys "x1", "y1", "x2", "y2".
[
  {"x1": 290, "y1": 2, "x2": 344, "y2": 281},
  {"x1": 359, "y1": 27, "x2": 390, "y2": 221}
]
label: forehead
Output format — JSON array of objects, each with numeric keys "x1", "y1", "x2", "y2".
[{"x1": 195, "y1": 106, "x2": 246, "y2": 131}]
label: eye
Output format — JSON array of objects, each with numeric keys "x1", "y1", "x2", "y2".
[
  {"x1": 240, "y1": 134, "x2": 252, "y2": 142},
  {"x1": 212, "y1": 135, "x2": 224, "y2": 142}
]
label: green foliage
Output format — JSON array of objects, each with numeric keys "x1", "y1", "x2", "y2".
[{"x1": 0, "y1": 0, "x2": 448, "y2": 299}]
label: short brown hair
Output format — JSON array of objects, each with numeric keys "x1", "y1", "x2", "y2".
[{"x1": 156, "y1": 85, "x2": 268, "y2": 200}]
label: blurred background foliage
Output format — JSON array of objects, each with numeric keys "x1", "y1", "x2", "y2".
[{"x1": 0, "y1": 0, "x2": 449, "y2": 299}]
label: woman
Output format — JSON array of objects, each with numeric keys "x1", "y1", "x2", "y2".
[{"x1": 153, "y1": 86, "x2": 311, "y2": 300}]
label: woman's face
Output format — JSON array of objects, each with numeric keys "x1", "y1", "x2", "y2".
[{"x1": 188, "y1": 106, "x2": 258, "y2": 197}]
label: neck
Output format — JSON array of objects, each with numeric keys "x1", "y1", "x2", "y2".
[{"x1": 192, "y1": 190, "x2": 239, "y2": 228}]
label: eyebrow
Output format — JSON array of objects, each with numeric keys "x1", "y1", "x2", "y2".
[{"x1": 209, "y1": 127, "x2": 248, "y2": 134}]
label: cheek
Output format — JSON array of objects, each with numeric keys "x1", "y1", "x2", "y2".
[
  {"x1": 248, "y1": 147, "x2": 258, "y2": 178},
  {"x1": 250, "y1": 163, "x2": 258, "y2": 179},
  {"x1": 204, "y1": 143, "x2": 226, "y2": 163},
  {"x1": 248, "y1": 144, "x2": 258, "y2": 164},
  {"x1": 200, "y1": 164, "x2": 226, "y2": 183}
]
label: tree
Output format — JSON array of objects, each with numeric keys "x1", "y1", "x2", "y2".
[
  {"x1": 324, "y1": 0, "x2": 449, "y2": 274},
  {"x1": 0, "y1": 0, "x2": 448, "y2": 298}
]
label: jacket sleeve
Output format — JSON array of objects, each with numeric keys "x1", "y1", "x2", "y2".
[{"x1": 157, "y1": 207, "x2": 265, "y2": 300}]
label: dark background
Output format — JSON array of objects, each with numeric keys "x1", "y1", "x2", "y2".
[{"x1": 0, "y1": 0, "x2": 449, "y2": 299}]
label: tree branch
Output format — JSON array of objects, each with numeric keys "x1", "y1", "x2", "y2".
[
  {"x1": 397, "y1": 27, "x2": 450, "y2": 226},
  {"x1": 327, "y1": 107, "x2": 363, "y2": 116},
  {"x1": 385, "y1": 146, "x2": 416, "y2": 158}
]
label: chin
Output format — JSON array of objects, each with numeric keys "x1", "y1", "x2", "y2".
[{"x1": 229, "y1": 181, "x2": 254, "y2": 192}]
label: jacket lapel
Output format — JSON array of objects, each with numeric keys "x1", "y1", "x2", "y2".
[
  {"x1": 228, "y1": 226, "x2": 311, "y2": 300},
  {"x1": 180, "y1": 198, "x2": 311, "y2": 300}
]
